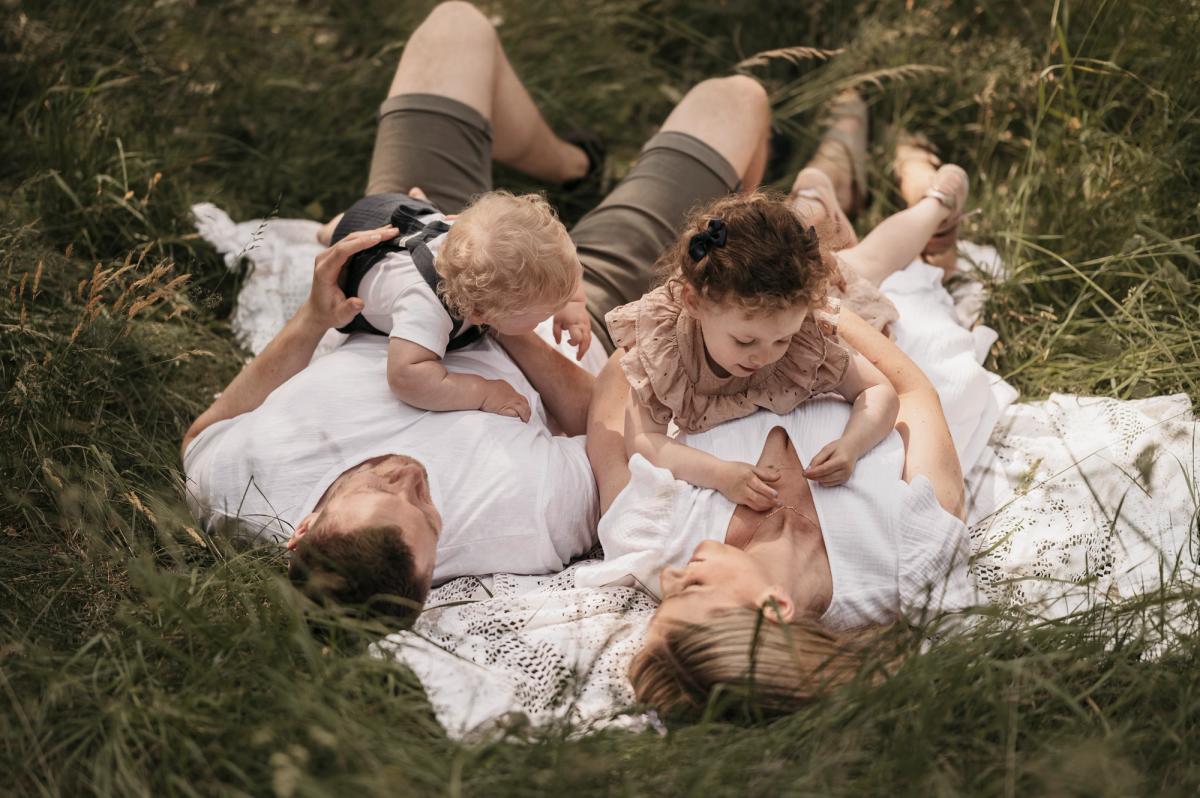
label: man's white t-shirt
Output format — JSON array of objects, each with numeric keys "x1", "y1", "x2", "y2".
[
  {"x1": 354, "y1": 210, "x2": 460, "y2": 357},
  {"x1": 183, "y1": 335, "x2": 598, "y2": 584}
]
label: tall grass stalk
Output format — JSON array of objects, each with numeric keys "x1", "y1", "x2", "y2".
[{"x1": 2, "y1": 0, "x2": 1198, "y2": 794}]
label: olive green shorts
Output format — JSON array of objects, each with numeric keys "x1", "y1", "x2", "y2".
[{"x1": 365, "y1": 93, "x2": 741, "y2": 353}]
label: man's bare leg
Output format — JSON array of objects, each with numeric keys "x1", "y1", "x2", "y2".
[
  {"x1": 387, "y1": 1, "x2": 587, "y2": 184},
  {"x1": 657, "y1": 75, "x2": 771, "y2": 188},
  {"x1": 318, "y1": 2, "x2": 589, "y2": 245}
]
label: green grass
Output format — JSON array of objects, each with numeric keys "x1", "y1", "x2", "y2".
[{"x1": 2, "y1": 0, "x2": 1199, "y2": 794}]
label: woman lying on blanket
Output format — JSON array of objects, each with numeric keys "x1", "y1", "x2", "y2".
[{"x1": 580, "y1": 102, "x2": 988, "y2": 716}]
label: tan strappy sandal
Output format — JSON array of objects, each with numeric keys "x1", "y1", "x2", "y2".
[
  {"x1": 808, "y1": 89, "x2": 869, "y2": 216},
  {"x1": 892, "y1": 133, "x2": 968, "y2": 260},
  {"x1": 921, "y1": 163, "x2": 969, "y2": 258}
]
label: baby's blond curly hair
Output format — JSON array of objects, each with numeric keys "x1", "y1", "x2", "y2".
[{"x1": 438, "y1": 191, "x2": 580, "y2": 323}]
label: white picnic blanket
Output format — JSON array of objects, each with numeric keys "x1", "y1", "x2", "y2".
[{"x1": 194, "y1": 204, "x2": 1200, "y2": 738}]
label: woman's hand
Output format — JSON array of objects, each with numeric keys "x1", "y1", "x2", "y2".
[
  {"x1": 303, "y1": 225, "x2": 399, "y2": 329},
  {"x1": 805, "y1": 437, "x2": 860, "y2": 486},
  {"x1": 717, "y1": 460, "x2": 781, "y2": 511},
  {"x1": 552, "y1": 287, "x2": 592, "y2": 360}
]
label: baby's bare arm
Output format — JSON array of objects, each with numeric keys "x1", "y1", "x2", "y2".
[{"x1": 387, "y1": 338, "x2": 530, "y2": 421}]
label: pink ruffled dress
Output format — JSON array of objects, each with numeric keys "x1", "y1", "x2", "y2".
[{"x1": 605, "y1": 280, "x2": 851, "y2": 434}]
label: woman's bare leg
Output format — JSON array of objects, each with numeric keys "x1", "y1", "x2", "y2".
[
  {"x1": 893, "y1": 138, "x2": 960, "y2": 272},
  {"x1": 836, "y1": 197, "x2": 952, "y2": 287}
]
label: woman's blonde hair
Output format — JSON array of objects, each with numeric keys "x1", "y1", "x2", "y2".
[
  {"x1": 629, "y1": 608, "x2": 901, "y2": 717},
  {"x1": 438, "y1": 191, "x2": 580, "y2": 322}
]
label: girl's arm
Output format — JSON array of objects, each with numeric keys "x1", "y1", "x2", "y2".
[
  {"x1": 388, "y1": 338, "x2": 531, "y2": 422},
  {"x1": 806, "y1": 351, "x2": 900, "y2": 485},
  {"x1": 625, "y1": 392, "x2": 780, "y2": 511},
  {"x1": 837, "y1": 310, "x2": 965, "y2": 520}
]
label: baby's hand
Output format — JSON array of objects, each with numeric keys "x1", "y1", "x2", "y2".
[
  {"x1": 552, "y1": 289, "x2": 592, "y2": 360},
  {"x1": 805, "y1": 438, "x2": 861, "y2": 486},
  {"x1": 479, "y1": 379, "x2": 532, "y2": 422},
  {"x1": 717, "y1": 461, "x2": 781, "y2": 511}
]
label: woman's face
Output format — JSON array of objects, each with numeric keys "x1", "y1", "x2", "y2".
[
  {"x1": 684, "y1": 287, "x2": 808, "y2": 378},
  {"x1": 650, "y1": 539, "x2": 777, "y2": 632}
]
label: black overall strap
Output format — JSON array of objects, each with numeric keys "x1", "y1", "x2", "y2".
[
  {"x1": 396, "y1": 217, "x2": 488, "y2": 350},
  {"x1": 334, "y1": 195, "x2": 484, "y2": 347},
  {"x1": 334, "y1": 195, "x2": 438, "y2": 336}
]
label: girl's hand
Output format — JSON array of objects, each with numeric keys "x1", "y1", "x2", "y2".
[
  {"x1": 805, "y1": 438, "x2": 860, "y2": 486},
  {"x1": 305, "y1": 225, "x2": 399, "y2": 329},
  {"x1": 479, "y1": 379, "x2": 532, "y2": 422},
  {"x1": 717, "y1": 461, "x2": 781, "y2": 511},
  {"x1": 552, "y1": 288, "x2": 592, "y2": 360}
]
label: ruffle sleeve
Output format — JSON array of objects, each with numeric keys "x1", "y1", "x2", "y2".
[
  {"x1": 604, "y1": 286, "x2": 692, "y2": 428},
  {"x1": 894, "y1": 475, "x2": 979, "y2": 625}
]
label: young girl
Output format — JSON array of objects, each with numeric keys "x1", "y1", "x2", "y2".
[
  {"x1": 330, "y1": 189, "x2": 591, "y2": 423},
  {"x1": 608, "y1": 166, "x2": 966, "y2": 510}
]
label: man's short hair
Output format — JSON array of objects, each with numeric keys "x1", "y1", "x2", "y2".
[{"x1": 287, "y1": 523, "x2": 429, "y2": 627}]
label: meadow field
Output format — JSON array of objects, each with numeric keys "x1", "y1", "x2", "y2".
[{"x1": 2, "y1": 0, "x2": 1199, "y2": 794}]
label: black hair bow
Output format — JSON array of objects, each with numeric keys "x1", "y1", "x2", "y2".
[{"x1": 688, "y1": 218, "x2": 728, "y2": 262}]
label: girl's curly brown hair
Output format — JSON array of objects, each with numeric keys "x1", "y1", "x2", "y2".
[{"x1": 657, "y1": 191, "x2": 839, "y2": 314}]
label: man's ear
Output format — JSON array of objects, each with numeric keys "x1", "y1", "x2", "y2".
[
  {"x1": 757, "y1": 587, "x2": 795, "y2": 624},
  {"x1": 287, "y1": 513, "x2": 318, "y2": 550}
]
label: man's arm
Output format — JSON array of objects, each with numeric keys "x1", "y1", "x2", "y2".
[
  {"x1": 587, "y1": 351, "x2": 634, "y2": 513},
  {"x1": 492, "y1": 331, "x2": 594, "y2": 436},
  {"x1": 181, "y1": 226, "x2": 399, "y2": 458}
]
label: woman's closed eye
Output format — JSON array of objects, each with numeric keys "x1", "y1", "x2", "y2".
[{"x1": 734, "y1": 337, "x2": 756, "y2": 346}]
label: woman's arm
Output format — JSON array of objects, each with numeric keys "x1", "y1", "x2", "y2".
[
  {"x1": 838, "y1": 310, "x2": 966, "y2": 520},
  {"x1": 181, "y1": 226, "x2": 398, "y2": 458}
]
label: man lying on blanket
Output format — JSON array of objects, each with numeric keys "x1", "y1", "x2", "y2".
[{"x1": 180, "y1": 1, "x2": 773, "y2": 624}]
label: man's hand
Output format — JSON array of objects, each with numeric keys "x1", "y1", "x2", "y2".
[
  {"x1": 479, "y1": 379, "x2": 532, "y2": 422},
  {"x1": 552, "y1": 287, "x2": 592, "y2": 360},
  {"x1": 717, "y1": 460, "x2": 781, "y2": 511},
  {"x1": 805, "y1": 437, "x2": 861, "y2": 486},
  {"x1": 182, "y1": 224, "x2": 399, "y2": 458},
  {"x1": 303, "y1": 225, "x2": 399, "y2": 329}
]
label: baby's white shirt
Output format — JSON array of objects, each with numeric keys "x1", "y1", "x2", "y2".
[{"x1": 355, "y1": 212, "x2": 454, "y2": 357}]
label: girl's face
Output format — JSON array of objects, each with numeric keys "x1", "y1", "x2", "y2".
[{"x1": 683, "y1": 285, "x2": 809, "y2": 377}]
